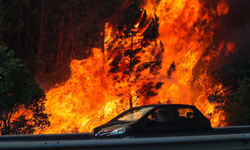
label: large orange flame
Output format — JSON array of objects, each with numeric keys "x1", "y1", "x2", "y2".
[{"x1": 38, "y1": 0, "x2": 230, "y2": 134}]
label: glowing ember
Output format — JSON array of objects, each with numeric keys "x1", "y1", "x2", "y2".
[{"x1": 38, "y1": 0, "x2": 230, "y2": 134}]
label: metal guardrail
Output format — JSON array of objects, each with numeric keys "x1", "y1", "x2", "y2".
[
  {"x1": 0, "y1": 133, "x2": 250, "y2": 150},
  {"x1": 214, "y1": 125, "x2": 250, "y2": 131},
  {"x1": 1, "y1": 126, "x2": 250, "y2": 150},
  {"x1": 0, "y1": 132, "x2": 91, "y2": 142}
]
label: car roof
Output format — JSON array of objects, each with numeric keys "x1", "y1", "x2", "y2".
[{"x1": 133, "y1": 104, "x2": 196, "y2": 109}]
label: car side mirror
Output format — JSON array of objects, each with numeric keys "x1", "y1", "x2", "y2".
[{"x1": 150, "y1": 118, "x2": 159, "y2": 123}]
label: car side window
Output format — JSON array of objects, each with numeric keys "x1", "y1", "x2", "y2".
[
  {"x1": 157, "y1": 108, "x2": 172, "y2": 122},
  {"x1": 176, "y1": 108, "x2": 194, "y2": 120},
  {"x1": 147, "y1": 108, "x2": 172, "y2": 122},
  {"x1": 117, "y1": 107, "x2": 154, "y2": 122},
  {"x1": 147, "y1": 110, "x2": 158, "y2": 120}
]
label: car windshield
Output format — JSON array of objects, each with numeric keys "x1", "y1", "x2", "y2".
[{"x1": 115, "y1": 107, "x2": 154, "y2": 122}]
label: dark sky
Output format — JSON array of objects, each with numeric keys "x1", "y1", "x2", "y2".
[{"x1": 226, "y1": 0, "x2": 250, "y2": 47}]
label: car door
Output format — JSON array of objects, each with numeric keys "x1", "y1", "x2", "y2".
[
  {"x1": 171, "y1": 106, "x2": 197, "y2": 132},
  {"x1": 144, "y1": 107, "x2": 174, "y2": 134}
]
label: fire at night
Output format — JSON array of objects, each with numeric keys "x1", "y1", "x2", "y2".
[{"x1": 1, "y1": 0, "x2": 250, "y2": 135}]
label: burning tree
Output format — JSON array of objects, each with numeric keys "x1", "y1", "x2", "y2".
[
  {"x1": 0, "y1": 46, "x2": 50, "y2": 135},
  {"x1": 107, "y1": 0, "x2": 175, "y2": 108}
]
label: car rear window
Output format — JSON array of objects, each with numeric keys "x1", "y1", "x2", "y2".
[{"x1": 177, "y1": 108, "x2": 194, "y2": 119}]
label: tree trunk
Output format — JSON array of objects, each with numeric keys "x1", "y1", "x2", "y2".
[
  {"x1": 38, "y1": 0, "x2": 45, "y2": 62},
  {"x1": 129, "y1": 96, "x2": 133, "y2": 109},
  {"x1": 100, "y1": 19, "x2": 106, "y2": 87},
  {"x1": 17, "y1": 6, "x2": 22, "y2": 58},
  {"x1": 101, "y1": 19, "x2": 106, "y2": 67}
]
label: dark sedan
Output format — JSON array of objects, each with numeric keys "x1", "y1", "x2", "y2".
[{"x1": 91, "y1": 104, "x2": 213, "y2": 136}]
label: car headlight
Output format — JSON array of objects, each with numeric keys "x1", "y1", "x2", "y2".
[{"x1": 109, "y1": 127, "x2": 126, "y2": 135}]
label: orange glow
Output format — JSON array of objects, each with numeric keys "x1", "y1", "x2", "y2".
[
  {"x1": 37, "y1": 0, "x2": 230, "y2": 134},
  {"x1": 227, "y1": 41, "x2": 236, "y2": 53},
  {"x1": 217, "y1": 0, "x2": 229, "y2": 16}
]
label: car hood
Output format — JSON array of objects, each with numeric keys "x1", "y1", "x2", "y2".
[{"x1": 94, "y1": 121, "x2": 134, "y2": 133}]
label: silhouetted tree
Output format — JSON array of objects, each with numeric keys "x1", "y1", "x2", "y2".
[
  {"x1": 0, "y1": 46, "x2": 50, "y2": 135},
  {"x1": 208, "y1": 45, "x2": 250, "y2": 125}
]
